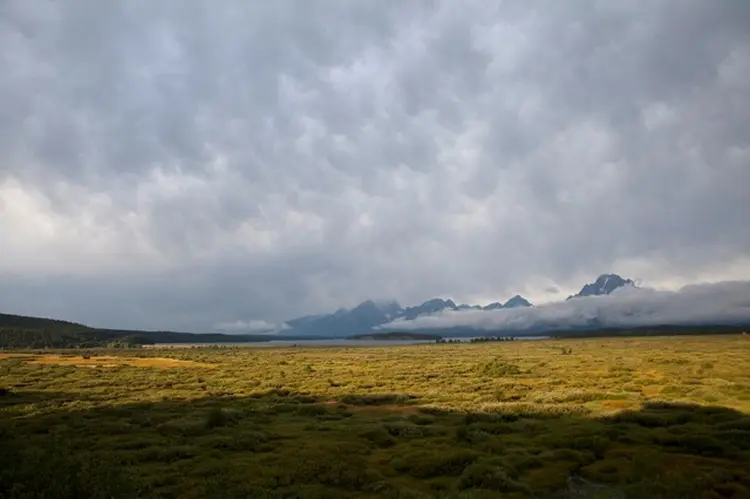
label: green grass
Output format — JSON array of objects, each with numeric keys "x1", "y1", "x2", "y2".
[{"x1": 1, "y1": 335, "x2": 750, "y2": 498}]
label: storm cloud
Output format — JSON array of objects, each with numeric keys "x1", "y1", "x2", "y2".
[{"x1": 1, "y1": 1, "x2": 748, "y2": 331}]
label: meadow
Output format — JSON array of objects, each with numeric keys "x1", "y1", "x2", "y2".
[{"x1": 1, "y1": 335, "x2": 750, "y2": 498}]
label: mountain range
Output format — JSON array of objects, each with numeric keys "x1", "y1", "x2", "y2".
[
  {"x1": 281, "y1": 274, "x2": 629, "y2": 337},
  {"x1": 3, "y1": 274, "x2": 749, "y2": 349}
]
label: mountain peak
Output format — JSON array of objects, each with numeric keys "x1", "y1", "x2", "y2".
[
  {"x1": 503, "y1": 295, "x2": 533, "y2": 308},
  {"x1": 352, "y1": 299, "x2": 402, "y2": 314},
  {"x1": 568, "y1": 274, "x2": 635, "y2": 299},
  {"x1": 419, "y1": 298, "x2": 456, "y2": 309},
  {"x1": 401, "y1": 298, "x2": 457, "y2": 320},
  {"x1": 481, "y1": 295, "x2": 533, "y2": 310},
  {"x1": 352, "y1": 299, "x2": 376, "y2": 310}
]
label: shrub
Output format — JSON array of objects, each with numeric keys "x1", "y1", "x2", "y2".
[
  {"x1": 297, "y1": 404, "x2": 327, "y2": 417},
  {"x1": 408, "y1": 414, "x2": 434, "y2": 426},
  {"x1": 291, "y1": 451, "x2": 372, "y2": 488},
  {"x1": 0, "y1": 437, "x2": 132, "y2": 499},
  {"x1": 458, "y1": 463, "x2": 529, "y2": 493},
  {"x1": 360, "y1": 426, "x2": 396, "y2": 448},
  {"x1": 567, "y1": 435, "x2": 611, "y2": 459},
  {"x1": 339, "y1": 394, "x2": 415, "y2": 406},
  {"x1": 403, "y1": 451, "x2": 480, "y2": 478},
  {"x1": 464, "y1": 412, "x2": 517, "y2": 425},
  {"x1": 715, "y1": 430, "x2": 750, "y2": 450},
  {"x1": 481, "y1": 359, "x2": 521, "y2": 377},
  {"x1": 654, "y1": 434, "x2": 736, "y2": 458},
  {"x1": 716, "y1": 418, "x2": 750, "y2": 431},
  {"x1": 205, "y1": 407, "x2": 229, "y2": 429},
  {"x1": 207, "y1": 431, "x2": 272, "y2": 452},
  {"x1": 384, "y1": 422, "x2": 429, "y2": 438},
  {"x1": 514, "y1": 454, "x2": 544, "y2": 471},
  {"x1": 455, "y1": 426, "x2": 492, "y2": 444}
]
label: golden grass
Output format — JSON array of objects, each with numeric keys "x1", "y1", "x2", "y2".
[
  {"x1": 0, "y1": 353, "x2": 215, "y2": 369},
  {"x1": 2, "y1": 335, "x2": 750, "y2": 498}
]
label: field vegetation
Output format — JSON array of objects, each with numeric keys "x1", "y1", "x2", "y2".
[{"x1": 2, "y1": 335, "x2": 750, "y2": 498}]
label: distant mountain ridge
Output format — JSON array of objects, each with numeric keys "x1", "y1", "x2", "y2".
[
  {"x1": 503, "y1": 295, "x2": 534, "y2": 308},
  {"x1": 283, "y1": 293, "x2": 533, "y2": 338},
  {"x1": 282, "y1": 274, "x2": 636, "y2": 337}
]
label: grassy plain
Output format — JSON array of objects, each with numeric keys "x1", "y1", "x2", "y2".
[{"x1": 2, "y1": 335, "x2": 750, "y2": 498}]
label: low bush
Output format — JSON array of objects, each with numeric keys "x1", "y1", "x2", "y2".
[
  {"x1": 397, "y1": 450, "x2": 480, "y2": 478},
  {"x1": 296, "y1": 404, "x2": 327, "y2": 417},
  {"x1": 480, "y1": 358, "x2": 521, "y2": 377},
  {"x1": 566, "y1": 435, "x2": 612, "y2": 459},
  {"x1": 653, "y1": 433, "x2": 736, "y2": 458},
  {"x1": 360, "y1": 426, "x2": 396, "y2": 448},
  {"x1": 458, "y1": 462, "x2": 529, "y2": 493},
  {"x1": 0, "y1": 437, "x2": 132, "y2": 499},
  {"x1": 339, "y1": 394, "x2": 416, "y2": 405},
  {"x1": 205, "y1": 407, "x2": 230, "y2": 429},
  {"x1": 291, "y1": 450, "x2": 372, "y2": 489}
]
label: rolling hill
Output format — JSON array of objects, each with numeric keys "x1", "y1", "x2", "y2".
[{"x1": 0, "y1": 313, "x2": 315, "y2": 349}]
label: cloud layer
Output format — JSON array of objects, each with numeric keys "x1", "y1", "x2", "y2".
[
  {"x1": 382, "y1": 281, "x2": 750, "y2": 332},
  {"x1": 1, "y1": 1, "x2": 749, "y2": 331}
]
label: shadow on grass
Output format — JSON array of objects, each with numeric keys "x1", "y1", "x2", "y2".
[
  {"x1": 1, "y1": 389, "x2": 750, "y2": 498},
  {"x1": 0, "y1": 388, "x2": 97, "y2": 408}
]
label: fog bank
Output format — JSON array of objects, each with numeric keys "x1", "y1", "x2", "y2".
[{"x1": 381, "y1": 281, "x2": 750, "y2": 332}]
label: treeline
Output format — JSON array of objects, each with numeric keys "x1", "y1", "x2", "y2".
[
  {"x1": 0, "y1": 312, "x2": 293, "y2": 349},
  {"x1": 0, "y1": 325, "x2": 284, "y2": 349},
  {"x1": 0, "y1": 326, "x2": 150, "y2": 349},
  {"x1": 0, "y1": 313, "x2": 88, "y2": 330},
  {"x1": 348, "y1": 332, "x2": 442, "y2": 341},
  {"x1": 469, "y1": 336, "x2": 518, "y2": 343},
  {"x1": 0, "y1": 313, "x2": 113, "y2": 348},
  {"x1": 435, "y1": 336, "x2": 518, "y2": 344}
]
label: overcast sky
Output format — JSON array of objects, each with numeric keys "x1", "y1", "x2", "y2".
[{"x1": 1, "y1": 1, "x2": 748, "y2": 332}]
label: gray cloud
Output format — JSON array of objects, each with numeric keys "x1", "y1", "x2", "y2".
[
  {"x1": 0, "y1": 1, "x2": 748, "y2": 331},
  {"x1": 214, "y1": 320, "x2": 289, "y2": 335},
  {"x1": 382, "y1": 281, "x2": 750, "y2": 332}
]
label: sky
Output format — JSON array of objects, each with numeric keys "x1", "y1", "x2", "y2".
[{"x1": 1, "y1": 1, "x2": 749, "y2": 332}]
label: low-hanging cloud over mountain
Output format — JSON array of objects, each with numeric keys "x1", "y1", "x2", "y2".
[
  {"x1": 381, "y1": 281, "x2": 750, "y2": 333},
  {"x1": 213, "y1": 319, "x2": 289, "y2": 334}
]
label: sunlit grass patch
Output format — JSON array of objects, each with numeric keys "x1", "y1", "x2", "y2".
[{"x1": 2, "y1": 353, "x2": 216, "y2": 369}]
